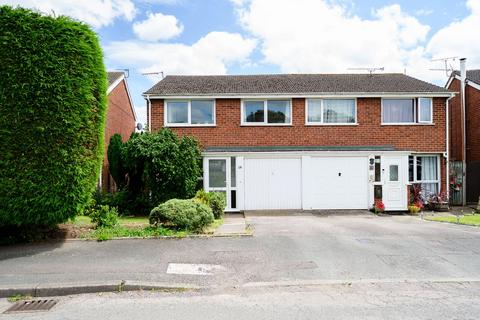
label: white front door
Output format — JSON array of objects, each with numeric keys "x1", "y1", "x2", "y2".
[
  {"x1": 382, "y1": 156, "x2": 407, "y2": 210},
  {"x1": 205, "y1": 158, "x2": 237, "y2": 210}
]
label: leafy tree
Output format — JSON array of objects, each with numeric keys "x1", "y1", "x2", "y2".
[
  {"x1": 0, "y1": 6, "x2": 107, "y2": 227},
  {"x1": 107, "y1": 134, "x2": 126, "y2": 189},
  {"x1": 121, "y1": 129, "x2": 202, "y2": 214}
]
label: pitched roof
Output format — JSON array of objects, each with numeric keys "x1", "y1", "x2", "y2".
[
  {"x1": 107, "y1": 71, "x2": 124, "y2": 87},
  {"x1": 144, "y1": 73, "x2": 451, "y2": 96},
  {"x1": 452, "y1": 69, "x2": 480, "y2": 85}
]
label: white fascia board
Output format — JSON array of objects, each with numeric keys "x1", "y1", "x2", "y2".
[
  {"x1": 143, "y1": 92, "x2": 455, "y2": 99},
  {"x1": 201, "y1": 150, "x2": 413, "y2": 158},
  {"x1": 107, "y1": 74, "x2": 125, "y2": 95},
  {"x1": 447, "y1": 75, "x2": 480, "y2": 92}
]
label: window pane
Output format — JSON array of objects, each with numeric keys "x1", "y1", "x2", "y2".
[
  {"x1": 208, "y1": 159, "x2": 226, "y2": 188},
  {"x1": 230, "y1": 157, "x2": 236, "y2": 188},
  {"x1": 374, "y1": 156, "x2": 381, "y2": 182},
  {"x1": 244, "y1": 101, "x2": 264, "y2": 122},
  {"x1": 167, "y1": 101, "x2": 188, "y2": 123},
  {"x1": 409, "y1": 156, "x2": 414, "y2": 182},
  {"x1": 417, "y1": 156, "x2": 437, "y2": 181},
  {"x1": 267, "y1": 100, "x2": 290, "y2": 123},
  {"x1": 323, "y1": 99, "x2": 355, "y2": 123},
  {"x1": 389, "y1": 165, "x2": 399, "y2": 181},
  {"x1": 422, "y1": 183, "x2": 438, "y2": 197},
  {"x1": 419, "y1": 98, "x2": 432, "y2": 123},
  {"x1": 191, "y1": 100, "x2": 214, "y2": 124},
  {"x1": 230, "y1": 190, "x2": 237, "y2": 209},
  {"x1": 374, "y1": 185, "x2": 382, "y2": 200},
  {"x1": 382, "y1": 99, "x2": 414, "y2": 123},
  {"x1": 307, "y1": 99, "x2": 322, "y2": 122}
]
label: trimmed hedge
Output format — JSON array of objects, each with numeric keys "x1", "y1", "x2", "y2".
[
  {"x1": 149, "y1": 199, "x2": 214, "y2": 231},
  {"x1": 0, "y1": 7, "x2": 107, "y2": 227}
]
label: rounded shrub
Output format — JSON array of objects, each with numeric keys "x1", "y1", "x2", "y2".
[
  {"x1": 0, "y1": 7, "x2": 107, "y2": 227},
  {"x1": 149, "y1": 199, "x2": 214, "y2": 231},
  {"x1": 208, "y1": 192, "x2": 226, "y2": 219},
  {"x1": 89, "y1": 205, "x2": 119, "y2": 229}
]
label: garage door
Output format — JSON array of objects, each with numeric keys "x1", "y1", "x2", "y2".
[
  {"x1": 244, "y1": 158, "x2": 302, "y2": 210},
  {"x1": 309, "y1": 157, "x2": 368, "y2": 209}
]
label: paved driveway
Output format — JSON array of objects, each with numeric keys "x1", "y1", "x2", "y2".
[{"x1": 1, "y1": 213, "x2": 480, "y2": 289}]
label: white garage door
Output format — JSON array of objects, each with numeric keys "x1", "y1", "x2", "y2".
[
  {"x1": 244, "y1": 158, "x2": 302, "y2": 210},
  {"x1": 309, "y1": 157, "x2": 368, "y2": 209}
]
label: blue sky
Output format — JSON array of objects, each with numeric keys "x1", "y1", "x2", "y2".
[{"x1": 2, "y1": 0, "x2": 480, "y2": 125}]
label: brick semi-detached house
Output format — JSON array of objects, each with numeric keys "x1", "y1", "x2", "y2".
[
  {"x1": 100, "y1": 72, "x2": 137, "y2": 192},
  {"x1": 144, "y1": 74, "x2": 455, "y2": 211},
  {"x1": 446, "y1": 69, "x2": 480, "y2": 204}
]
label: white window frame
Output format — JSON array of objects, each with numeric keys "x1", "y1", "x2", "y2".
[
  {"x1": 418, "y1": 98, "x2": 433, "y2": 124},
  {"x1": 408, "y1": 154, "x2": 441, "y2": 193},
  {"x1": 305, "y1": 98, "x2": 358, "y2": 125},
  {"x1": 164, "y1": 99, "x2": 216, "y2": 127},
  {"x1": 241, "y1": 99, "x2": 293, "y2": 126},
  {"x1": 381, "y1": 97, "x2": 434, "y2": 125}
]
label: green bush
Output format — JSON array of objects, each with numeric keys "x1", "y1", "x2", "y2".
[
  {"x1": 0, "y1": 7, "x2": 107, "y2": 227},
  {"x1": 149, "y1": 199, "x2": 213, "y2": 231},
  {"x1": 90, "y1": 205, "x2": 119, "y2": 229},
  {"x1": 122, "y1": 129, "x2": 202, "y2": 213},
  {"x1": 194, "y1": 190, "x2": 226, "y2": 219},
  {"x1": 107, "y1": 134, "x2": 126, "y2": 189},
  {"x1": 208, "y1": 192, "x2": 226, "y2": 219},
  {"x1": 194, "y1": 189, "x2": 211, "y2": 205}
]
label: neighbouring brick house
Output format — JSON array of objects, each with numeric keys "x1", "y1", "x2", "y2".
[
  {"x1": 144, "y1": 74, "x2": 454, "y2": 211},
  {"x1": 446, "y1": 69, "x2": 480, "y2": 204},
  {"x1": 100, "y1": 71, "x2": 137, "y2": 192}
]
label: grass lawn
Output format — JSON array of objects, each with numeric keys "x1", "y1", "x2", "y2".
[
  {"x1": 426, "y1": 214, "x2": 480, "y2": 226},
  {"x1": 65, "y1": 215, "x2": 223, "y2": 241}
]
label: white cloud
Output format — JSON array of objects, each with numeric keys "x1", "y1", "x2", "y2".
[
  {"x1": 105, "y1": 31, "x2": 256, "y2": 76},
  {"x1": 235, "y1": 0, "x2": 430, "y2": 76},
  {"x1": 0, "y1": 0, "x2": 136, "y2": 28},
  {"x1": 427, "y1": 0, "x2": 480, "y2": 67},
  {"x1": 133, "y1": 12, "x2": 183, "y2": 41}
]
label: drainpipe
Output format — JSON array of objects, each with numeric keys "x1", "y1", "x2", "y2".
[
  {"x1": 460, "y1": 58, "x2": 467, "y2": 206},
  {"x1": 146, "y1": 94, "x2": 152, "y2": 132},
  {"x1": 446, "y1": 95, "x2": 454, "y2": 200}
]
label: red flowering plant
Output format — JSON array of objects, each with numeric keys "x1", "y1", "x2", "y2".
[
  {"x1": 373, "y1": 200, "x2": 385, "y2": 214},
  {"x1": 408, "y1": 184, "x2": 424, "y2": 214}
]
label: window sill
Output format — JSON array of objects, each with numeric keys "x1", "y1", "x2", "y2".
[
  {"x1": 305, "y1": 123, "x2": 359, "y2": 126},
  {"x1": 381, "y1": 123, "x2": 435, "y2": 126},
  {"x1": 165, "y1": 124, "x2": 216, "y2": 128},
  {"x1": 240, "y1": 123, "x2": 293, "y2": 127}
]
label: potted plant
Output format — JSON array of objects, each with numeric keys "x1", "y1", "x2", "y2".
[
  {"x1": 371, "y1": 200, "x2": 385, "y2": 214},
  {"x1": 427, "y1": 192, "x2": 449, "y2": 212},
  {"x1": 408, "y1": 202, "x2": 422, "y2": 215}
]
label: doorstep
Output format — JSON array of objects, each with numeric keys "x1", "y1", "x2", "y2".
[{"x1": 214, "y1": 213, "x2": 249, "y2": 235}]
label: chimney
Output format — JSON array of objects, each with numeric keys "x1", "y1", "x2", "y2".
[{"x1": 460, "y1": 58, "x2": 467, "y2": 206}]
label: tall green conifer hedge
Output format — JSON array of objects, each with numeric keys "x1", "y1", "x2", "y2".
[{"x1": 0, "y1": 6, "x2": 107, "y2": 227}]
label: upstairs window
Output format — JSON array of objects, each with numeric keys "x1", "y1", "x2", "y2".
[
  {"x1": 382, "y1": 98, "x2": 432, "y2": 124},
  {"x1": 306, "y1": 99, "x2": 356, "y2": 124},
  {"x1": 242, "y1": 100, "x2": 291, "y2": 125},
  {"x1": 165, "y1": 100, "x2": 215, "y2": 126}
]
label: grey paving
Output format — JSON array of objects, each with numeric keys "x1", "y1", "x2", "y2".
[
  {"x1": 213, "y1": 213, "x2": 246, "y2": 235},
  {"x1": 1, "y1": 214, "x2": 480, "y2": 290}
]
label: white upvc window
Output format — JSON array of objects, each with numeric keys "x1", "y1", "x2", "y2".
[
  {"x1": 418, "y1": 98, "x2": 433, "y2": 123},
  {"x1": 382, "y1": 98, "x2": 433, "y2": 124},
  {"x1": 165, "y1": 100, "x2": 215, "y2": 126},
  {"x1": 306, "y1": 98, "x2": 357, "y2": 124},
  {"x1": 241, "y1": 99, "x2": 292, "y2": 125},
  {"x1": 408, "y1": 155, "x2": 440, "y2": 197}
]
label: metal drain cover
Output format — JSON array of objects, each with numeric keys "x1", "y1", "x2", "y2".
[{"x1": 3, "y1": 299, "x2": 58, "y2": 314}]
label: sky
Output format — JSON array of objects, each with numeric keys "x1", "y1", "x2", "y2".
[{"x1": 2, "y1": 0, "x2": 480, "y2": 126}]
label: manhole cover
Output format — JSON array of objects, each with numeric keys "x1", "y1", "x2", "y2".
[{"x1": 3, "y1": 299, "x2": 58, "y2": 314}]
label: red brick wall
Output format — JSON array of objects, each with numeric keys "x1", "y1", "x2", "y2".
[
  {"x1": 102, "y1": 80, "x2": 136, "y2": 192},
  {"x1": 150, "y1": 97, "x2": 447, "y2": 152},
  {"x1": 466, "y1": 83, "x2": 480, "y2": 162},
  {"x1": 448, "y1": 78, "x2": 463, "y2": 161},
  {"x1": 150, "y1": 97, "x2": 447, "y2": 193}
]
